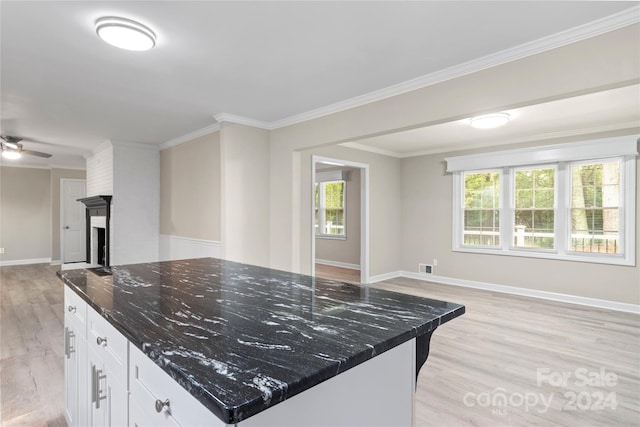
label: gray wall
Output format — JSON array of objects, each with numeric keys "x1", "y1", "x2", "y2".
[
  {"x1": 315, "y1": 167, "x2": 361, "y2": 267},
  {"x1": 0, "y1": 166, "x2": 86, "y2": 263},
  {"x1": 399, "y1": 135, "x2": 640, "y2": 305},
  {"x1": 300, "y1": 145, "x2": 402, "y2": 277}
]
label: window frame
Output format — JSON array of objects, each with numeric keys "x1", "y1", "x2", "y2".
[
  {"x1": 448, "y1": 137, "x2": 637, "y2": 266},
  {"x1": 509, "y1": 164, "x2": 558, "y2": 253},
  {"x1": 459, "y1": 169, "x2": 503, "y2": 250},
  {"x1": 315, "y1": 179, "x2": 347, "y2": 240}
]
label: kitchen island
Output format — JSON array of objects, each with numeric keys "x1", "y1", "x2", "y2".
[{"x1": 58, "y1": 258, "x2": 464, "y2": 426}]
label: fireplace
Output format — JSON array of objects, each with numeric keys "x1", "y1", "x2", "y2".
[{"x1": 78, "y1": 195, "x2": 112, "y2": 268}]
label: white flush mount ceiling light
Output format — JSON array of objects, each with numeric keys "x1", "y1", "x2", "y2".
[
  {"x1": 470, "y1": 113, "x2": 511, "y2": 129},
  {"x1": 95, "y1": 17, "x2": 156, "y2": 51}
]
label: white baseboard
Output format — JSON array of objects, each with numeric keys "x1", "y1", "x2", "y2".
[
  {"x1": 0, "y1": 258, "x2": 52, "y2": 267},
  {"x1": 315, "y1": 259, "x2": 361, "y2": 270},
  {"x1": 160, "y1": 235, "x2": 222, "y2": 262},
  {"x1": 51, "y1": 260, "x2": 61, "y2": 265},
  {"x1": 368, "y1": 270, "x2": 639, "y2": 314}
]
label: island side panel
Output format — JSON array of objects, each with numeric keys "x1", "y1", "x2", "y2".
[{"x1": 239, "y1": 338, "x2": 416, "y2": 427}]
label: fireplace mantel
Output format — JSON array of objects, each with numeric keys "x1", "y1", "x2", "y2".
[{"x1": 78, "y1": 195, "x2": 112, "y2": 268}]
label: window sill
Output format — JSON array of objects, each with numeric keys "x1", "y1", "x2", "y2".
[
  {"x1": 453, "y1": 246, "x2": 635, "y2": 267},
  {"x1": 316, "y1": 235, "x2": 347, "y2": 241}
]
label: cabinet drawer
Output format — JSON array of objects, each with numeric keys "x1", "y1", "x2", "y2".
[
  {"x1": 129, "y1": 345, "x2": 223, "y2": 427},
  {"x1": 87, "y1": 306, "x2": 128, "y2": 387},
  {"x1": 64, "y1": 285, "x2": 87, "y2": 337}
]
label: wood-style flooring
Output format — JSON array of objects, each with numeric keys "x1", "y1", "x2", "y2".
[
  {"x1": 314, "y1": 263, "x2": 361, "y2": 284},
  {"x1": 1, "y1": 264, "x2": 66, "y2": 427},
  {"x1": 1, "y1": 263, "x2": 639, "y2": 426}
]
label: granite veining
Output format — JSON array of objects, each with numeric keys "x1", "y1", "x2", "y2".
[{"x1": 58, "y1": 257, "x2": 465, "y2": 424}]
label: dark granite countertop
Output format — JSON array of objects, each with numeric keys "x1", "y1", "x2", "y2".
[{"x1": 58, "y1": 258, "x2": 464, "y2": 424}]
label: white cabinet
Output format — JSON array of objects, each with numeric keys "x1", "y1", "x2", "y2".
[
  {"x1": 64, "y1": 286, "x2": 88, "y2": 427},
  {"x1": 128, "y1": 345, "x2": 224, "y2": 427},
  {"x1": 64, "y1": 284, "x2": 129, "y2": 427},
  {"x1": 86, "y1": 302, "x2": 129, "y2": 427}
]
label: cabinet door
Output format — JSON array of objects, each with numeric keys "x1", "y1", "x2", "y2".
[
  {"x1": 88, "y1": 346, "x2": 107, "y2": 427},
  {"x1": 63, "y1": 326, "x2": 79, "y2": 426},
  {"x1": 88, "y1": 345, "x2": 128, "y2": 427},
  {"x1": 64, "y1": 286, "x2": 88, "y2": 427}
]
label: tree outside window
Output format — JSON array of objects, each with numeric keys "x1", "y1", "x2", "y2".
[{"x1": 571, "y1": 161, "x2": 620, "y2": 254}]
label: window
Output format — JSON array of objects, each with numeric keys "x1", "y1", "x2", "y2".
[
  {"x1": 448, "y1": 137, "x2": 637, "y2": 266},
  {"x1": 315, "y1": 180, "x2": 346, "y2": 237},
  {"x1": 513, "y1": 167, "x2": 555, "y2": 250},
  {"x1": 570, "y1": 160, "x2": 621, "y2": 254},
  {"x1": 463, "y1": 171, "x2": 500, "y2": 247}
]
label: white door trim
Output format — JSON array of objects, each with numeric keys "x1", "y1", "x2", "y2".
[{"x1": 311, "y1": 156, "x2": 370, "y2": 284}]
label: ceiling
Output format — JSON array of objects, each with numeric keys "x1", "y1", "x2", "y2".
[{"x1": 0, "y1": 1, "x2": 638, "y2": 169}]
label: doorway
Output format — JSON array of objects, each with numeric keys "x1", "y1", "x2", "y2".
[
  {"x1": 61, "y1": 179, "x2": 86, "y2": 264},
  {"x1": 311, "y1": 156, "x2": 369, "y2": 284}
]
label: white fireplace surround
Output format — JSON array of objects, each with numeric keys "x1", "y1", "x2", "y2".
[{"x1": 90, "y1": 216, "x2": 107, "y2": 266}]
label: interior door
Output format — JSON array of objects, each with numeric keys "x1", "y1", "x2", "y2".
[{"x1": 62, "y1": 180, "x2": 86, "y2": 263}]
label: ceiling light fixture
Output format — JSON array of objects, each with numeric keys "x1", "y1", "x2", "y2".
[
  {"x1": 95, "y1": 17, "x2": 156, "y2": 51},
  {"x1": 2, "y1": 149, "x2": 21, "y2": 160},
  {"x1": 469, "y1": 113, "x2": 511, "y2": 129}
]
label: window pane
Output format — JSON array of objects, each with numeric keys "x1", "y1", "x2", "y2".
[
  {"x1": 570, "y1": 161, "x2": 621, "y2": 254},
  {"x1": 463, "y1": 172, "x2": 500, "y2": 247},
  {"x1": 514, "y1": 167, "x2": 555, "y2": 249},
  {"x1": 464, "y1": 172, "x2": 500, "y2": 208},
  {"x1": 317, "y1": 180, "x2": 345, "y2": 236}
]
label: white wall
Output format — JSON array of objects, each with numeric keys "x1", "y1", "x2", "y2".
[
  {"x1": 111, "y1": 142, "x2": 160, "y2": 265},
  {"x1": 220, "y1": 123, "x2": 270, "y2": 267},
  {"x1": 86, "y1": 144, "x2": 113, "y2": 196}
]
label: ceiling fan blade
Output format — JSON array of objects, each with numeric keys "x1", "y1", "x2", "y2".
[
  {"x1": 21, "y1": 149, "x2": 52, "y2": 158},
  {"x1": 2, "y1": 141, "x2": 20, "y2": 149}
]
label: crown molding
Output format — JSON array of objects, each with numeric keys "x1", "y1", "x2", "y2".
[
  {"x1": 160, "y1": 123, "x2": 221, "y2": 150},
  {"x1": 91, "y1": 140, "x2": 113, "y2": 156},
  {"x1": 213, "y1": 113, "x2": 272, "y2": 130},
  {"x1": 270, "y1": 6, "x2": 640, "y2": 130}
]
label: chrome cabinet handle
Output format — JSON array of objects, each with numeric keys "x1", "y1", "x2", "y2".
[
  {"x1": 91, "y1": 365, "x2": 97, "y2": 404},
  {"x1": 67, "y1": 305, "x2": 76, "y2": 313},
  {"x1": 96, "y1": 336, "x2": 107, "y2": 346},
  {"x1": 155, "y1": 399, "x2": 170, "y2": 413},
  {"x1": 92, "y1": 364, "x2": 105, "y2": 409},
  {"x1": 64, "y1": 327, "x2": 70, "y2": 358}
]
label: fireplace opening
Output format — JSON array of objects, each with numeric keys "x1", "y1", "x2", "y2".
[
  {"x1": 78, "y1": 195, "x2": 112, "y2": 268},
  {"x1": 97, "y1": 228, "x2": 106, "y2": 266}
]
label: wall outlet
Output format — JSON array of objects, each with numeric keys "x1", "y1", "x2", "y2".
[
  {"x1": 418, "y1": 263, "x2": 433, "y2": 274},
  {"x1": 0, "y1": 248, "x2": 4, "y2": 254},
  {"x1": 433, "y1": 258, "x2": 438, "y2": 266}
]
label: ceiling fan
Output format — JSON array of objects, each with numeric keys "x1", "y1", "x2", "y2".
[{"x1": 1, "y1": 135, "x2": 52, "y2": 159}]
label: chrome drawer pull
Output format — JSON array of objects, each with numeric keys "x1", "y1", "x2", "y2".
[
  {"x1": 67, "y1": 305, "x2": 76, "y2": 313},
  {"x1": 96, "y1": 336, "x2": 107, "y2": 346},
  {"x1": 155, "y1": 399, "x2": 170, "y2": 413}
]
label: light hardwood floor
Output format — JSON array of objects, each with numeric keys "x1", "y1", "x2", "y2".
[
  {"x1": 1, "y1": 264, "x2": 639, "y2": 426},
  {"x1": 314, "y1": 264, "x2": 361, "y2": 284}
]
